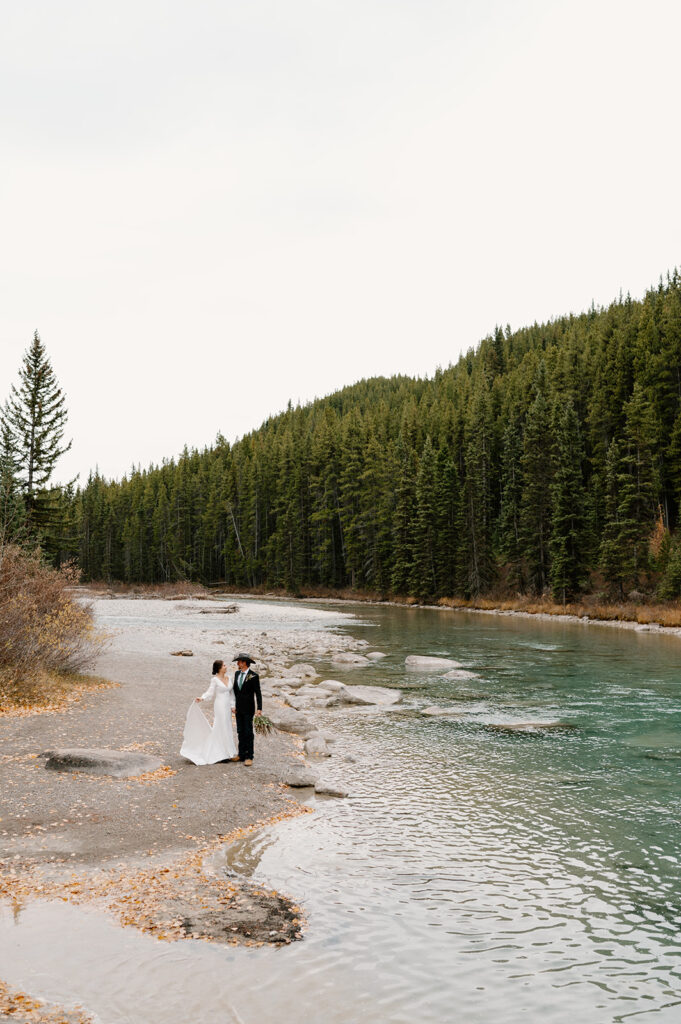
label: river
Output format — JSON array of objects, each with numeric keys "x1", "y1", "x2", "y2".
[{"x1": 2, "y1": 600, "x2": 681, "y2": 1023}]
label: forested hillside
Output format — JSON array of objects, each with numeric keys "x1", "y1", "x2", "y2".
[{"x1": 59, "y1": 273, "x2": 681, "y2": 602}]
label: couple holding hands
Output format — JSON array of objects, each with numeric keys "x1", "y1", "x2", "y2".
[{"x1": 181, "y1": 653, "x2": 262, "y2": 766}]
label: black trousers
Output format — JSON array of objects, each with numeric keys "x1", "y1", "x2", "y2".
[{"x1": 235, "y1": 711, "x2": 254, "y2": 760}]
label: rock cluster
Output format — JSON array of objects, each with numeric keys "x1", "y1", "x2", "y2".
[
  {"x1": 260, "y1": 650, "x2": 403, "y2": 799},
  {"x1": 405, "y1": 654, "x2": 463, "y2": 670}
]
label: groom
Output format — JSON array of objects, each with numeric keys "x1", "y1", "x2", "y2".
[{"x1": 232, "y1": 653, "x2": 262, "y2": 766}]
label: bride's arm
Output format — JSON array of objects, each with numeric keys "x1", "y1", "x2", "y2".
[{"x1": 197, "y1": 676, "x2": 217, "y2": 702}]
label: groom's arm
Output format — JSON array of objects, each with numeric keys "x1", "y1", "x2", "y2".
[{"x1": 253, "y1": 674, "x2": 262, "y2": 713}]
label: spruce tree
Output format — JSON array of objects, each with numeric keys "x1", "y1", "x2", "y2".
[
  {"x1": 498, "y1": 418, "x2": 524, "y2": 589},
  {"x1": 0, "y1": 419, "x2": 28, "y2": 548},
  {"x1": 433, "y1": 446, "x2": 461, "y2": 596},
  {"x1": 1, "y1": 332, "x2": 72, "y2": 534},
  {"x1": 549, "y1": 400, "x2": 589, "y2": 602},
  {"x1": 463, "y1": 375, "x2": 496, "y2": 595},
  {"x1": 410, "y1": 436, "x2": 438, "y2": 599},
  {"x1": 598, "y1": 385, "x2": 659, "y2": 597},
  {"x1": 599, "y1": 439, "x2": 627, "y2": 597},
  {"x1": 519, "y1": 389, "x2": 552, "y2": 595}
]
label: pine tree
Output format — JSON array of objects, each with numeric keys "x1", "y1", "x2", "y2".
[
  {"x1": 519, "y1": 389, "x2": 552, "y2": 595},
  {"x1": 463, "y1": 376, "x2": 496, "y2": 595},
  {"x1": 549, "y1": 400, "x2": 589, "y2": 602},
  {"x1": 0, "y1": 418, "x2": 28, "y2": 548},
  {"x1": 598, "y1": 383, "x2": 659, "y2": 597},
  {"x1": 390, "y1": 438, "x2": 416, "y2": 593},
  {"x1": 432, "y1": 446, "x2": 461, "y2": 596},
  {"x1": 658, "y1": 535, "x2": 681, "y2": 599},
  {"x1": 338, "y1": 410, "x2": 366, "y2": 588},
  {"x1": 359, "y1": 427, "x2": 394, "y2": 591},
  {"x1": 390, "y1": 402, "x2": 419, "y2": 593},
  {"x1": 1, "y1": 332, "x2": 71, "y2": 537},
  {"x1": 410, "y1": 436, "x2": 438, "y2": 599},
  {"x1": 498, "y1": 418, "x2": 524, "y2": 589},
  {"x1": 599, "y1": 439, "x2": 627, "y2": 597}
]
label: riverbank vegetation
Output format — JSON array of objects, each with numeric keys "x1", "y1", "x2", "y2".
[
  {"x1": 7, "y1": 273, "x2": 681, "y2": 613},
  {"x1": 0, "y1": 544, "x2": 107, "y2": 712}
]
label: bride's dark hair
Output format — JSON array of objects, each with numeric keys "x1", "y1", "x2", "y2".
[{"x1": 212, "y1": 659, "x2": 224, "y2": 675}]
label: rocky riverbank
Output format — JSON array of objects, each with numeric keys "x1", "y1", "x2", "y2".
[{"x1": 0, "y1": 597, "x2": 393, "y2": 956}]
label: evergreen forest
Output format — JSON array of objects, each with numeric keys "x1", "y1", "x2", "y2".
[{"x1": 51, "y1": 273, "x2": 681, "y2": 602}]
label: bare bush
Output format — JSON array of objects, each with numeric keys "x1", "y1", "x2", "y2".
[{"x1": 0, "y1": 544, "x2": 105, "y2": 700}]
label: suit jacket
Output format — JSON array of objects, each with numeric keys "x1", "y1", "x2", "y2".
[{"x1": 233, "y1": 669, "x2": 262, "y2": 716}]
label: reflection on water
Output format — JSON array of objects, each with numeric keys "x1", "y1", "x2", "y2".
[{"x1": 2, "y1": 603, "x2": 681, "y2": 1023}]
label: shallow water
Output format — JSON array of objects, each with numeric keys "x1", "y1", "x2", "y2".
[{"x1": 3, "y1": 602, "x2": 681, "y2": 1023}]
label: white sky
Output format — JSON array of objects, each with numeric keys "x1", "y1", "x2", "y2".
[{"x1": 1, "y1": 0, "x2": 680, "y2": 485}]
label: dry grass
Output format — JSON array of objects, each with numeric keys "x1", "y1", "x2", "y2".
[
  {"x1": 78, "y1": 580, "x2": 209, "y2": 599},
  {"x1": 436, "y1": 594, "x2": 681, "y2": 627},
  {"x1": 0, "y1": 668, "x2": 118, "y2": 717}
]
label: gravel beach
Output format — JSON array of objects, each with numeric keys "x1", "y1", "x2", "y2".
[{"x1": 0, "y1": 594, "x2": 366, "y2": 989}]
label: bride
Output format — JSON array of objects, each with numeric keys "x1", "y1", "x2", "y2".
[{"x1": 180, "y1": 659, "x2": 238, "y2": 765}]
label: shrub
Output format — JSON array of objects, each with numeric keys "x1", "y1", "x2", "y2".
[{"x1": 0, "y1": 544, "x2": 104, "y2": 701}]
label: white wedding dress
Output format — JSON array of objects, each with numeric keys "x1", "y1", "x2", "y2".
[{"x1": 181, "y1": 674, "x2": 237, "y2": 764}]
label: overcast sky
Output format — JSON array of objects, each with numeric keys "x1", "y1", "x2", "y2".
[{"x1": 1, "y1": 0, "x2": 680, "y2": 485}]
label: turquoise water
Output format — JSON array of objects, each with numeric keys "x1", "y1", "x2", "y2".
[
  {"x1": 231, "y1": 604, "x2": 681, "y2": 1023},
  {"x1": 1, "y1": 602, "x2": 680, "y2": 1023}
]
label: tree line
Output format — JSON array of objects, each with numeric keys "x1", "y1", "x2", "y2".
[{"x1": 6, "y1": 274, "x2": 681, "y2": 602}]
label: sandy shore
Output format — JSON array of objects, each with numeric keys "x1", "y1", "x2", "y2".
[{"x1": 0, "y1": 594, "x2": 365, "y2": 996}]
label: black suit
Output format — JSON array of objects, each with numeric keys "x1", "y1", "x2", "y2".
[{"x1": 233, "y1": 668, "x2": 262, "y2": 761}]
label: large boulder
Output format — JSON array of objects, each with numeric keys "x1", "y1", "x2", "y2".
[
  {"x1": 284, "y1": 696, "x2": 307, "y2": 712},
  {"x1": 305, "y1": 734, "x2": 331, "y2": 757},
  {"x1": 366, "y1": 652, "x2": 387, "y2": 661},
  {"x1": 283, "y1": 764, "x2": 319, "y2": 787},
  {"x1": 319, "y1": 680, "x2": 345, "y2": 692},
  {"x1": 270, "y1": 675, "x2": 306, "y2": 690},
  {"x1": 332, "y1": 685, "x2": 401, "y2": 707},
  {"x1": 296, "y1": 685, "x2": 323, "y2": 698},
  {"x1": 331, "y1": 652, "x2": 371, "y2": 667},
  {"x1": 405, "y1": 655, "x2": 463, "y2": 670},
  {"x1": 283, "y1": 663, "x2": 318, "y2": 679},
  {"x1": 314, "y1": 781, "x2": 348, "y2": 798},
  {"x1": 43, "y1": 748, "x2": 162, "y2": 778},
  {"x1": 267, "y1": 707, "x2": 314, "y2": 735}
]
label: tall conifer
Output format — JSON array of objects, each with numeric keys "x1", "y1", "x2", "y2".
[
  {"x1": 549, "y1": 400, "x2": 589, "y2": 602},
  {"x1": 1, "y1": 332, "x2": 71, "y2": 535},
  {"x1": 519, "y1": 389, "x2": 552, "y2": 594}
]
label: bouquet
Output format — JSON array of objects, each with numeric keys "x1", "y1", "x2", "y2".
[{"x1": 254, "y1": 714, "x2": 275, "y2": 736}]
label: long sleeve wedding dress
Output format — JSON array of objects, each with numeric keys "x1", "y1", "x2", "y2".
[{"x1": 180, "y1": 675, "x2": 237, "y2": 764}]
